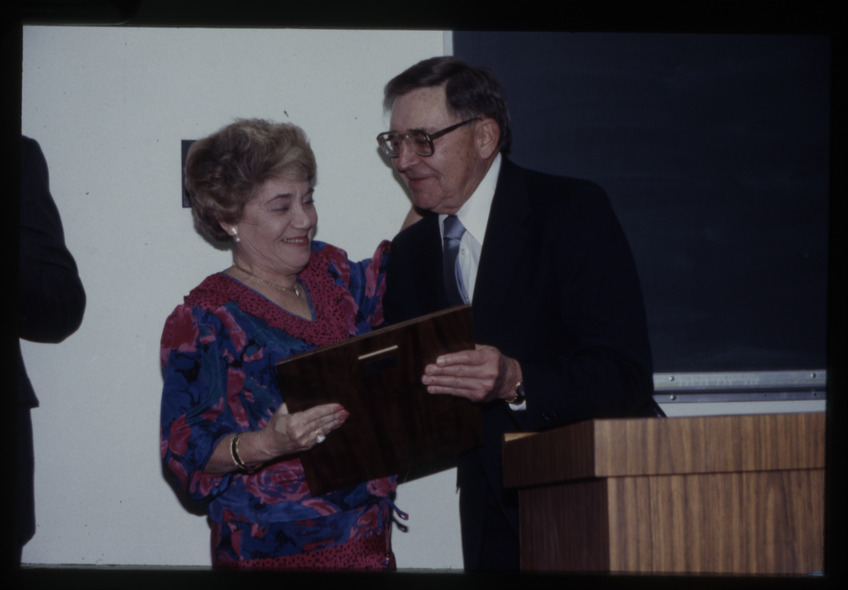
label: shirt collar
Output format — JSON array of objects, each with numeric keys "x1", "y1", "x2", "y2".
[{"x1": 441, "y1": 153, "x2": 501, "y2": 245}]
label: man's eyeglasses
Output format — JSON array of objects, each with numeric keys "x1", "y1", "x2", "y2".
[{"x1": 377, "y1": 118, "x2": 481, "y2": 158}]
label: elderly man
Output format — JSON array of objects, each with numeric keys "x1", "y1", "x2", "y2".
[{"x1": 378, "y1": 56, "x2": 661, "y2": 572}]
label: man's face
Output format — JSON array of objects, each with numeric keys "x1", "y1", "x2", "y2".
[{"x1": 389, "y1": 85, "x2": 491, "y2": 215}]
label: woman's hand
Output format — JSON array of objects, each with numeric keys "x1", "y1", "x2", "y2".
[
  {"x1": 260, "y1": 402, "x2": 349, "y2": 459},
  {"x1": 203, "y1": 402, "x2": 349, "y2": 475}
]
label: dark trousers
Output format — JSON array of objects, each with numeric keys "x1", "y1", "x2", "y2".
[
  {"x1": 459, "y1": 463, "x2": 520, "y2": 572},
  {"x1": 17, "y1": 406, "x2": 35, "y2": 564}
]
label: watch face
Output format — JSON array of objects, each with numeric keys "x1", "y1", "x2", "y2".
[{"x1": 508, "y1": 381, "x2": 526, "y2": 404}]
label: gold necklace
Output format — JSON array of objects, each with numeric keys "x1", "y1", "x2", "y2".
[{"x1": 233, "y1": 263, "x2": 302, "y2": 298}]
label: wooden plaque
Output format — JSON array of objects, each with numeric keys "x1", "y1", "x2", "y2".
[{"x1": 277, "y1": 305, "x2": 482, "y2": 496}]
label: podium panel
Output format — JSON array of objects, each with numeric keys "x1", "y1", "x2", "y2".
[{"x1": 503, "y1": 413, "x2": 825, "y2": 574}]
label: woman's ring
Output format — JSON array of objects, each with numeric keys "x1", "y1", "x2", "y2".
[{"x1": 316, "y1": 432, "x2": 326, "y2": 444}]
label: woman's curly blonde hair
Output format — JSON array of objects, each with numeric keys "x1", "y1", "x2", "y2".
[{"x1": 185, "y1": 118, "x2": 317, "y2": 243}]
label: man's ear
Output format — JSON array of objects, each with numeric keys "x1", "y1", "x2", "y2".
[{"x1": 476, "y1": 117, "x2": 501, "y2": 159}]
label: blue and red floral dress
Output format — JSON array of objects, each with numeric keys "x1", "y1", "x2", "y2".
[{"x1": 160, "y1": 241, "x2": 399, "y2": 570}]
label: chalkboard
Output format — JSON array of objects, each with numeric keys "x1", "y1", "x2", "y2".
[{"x1": 453, "y1": 32, "x2": 830, "y2": 374}]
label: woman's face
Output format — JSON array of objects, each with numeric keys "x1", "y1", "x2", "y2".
[{"x1": 227, "y1": 177, "x2": 317, "y2": 279}]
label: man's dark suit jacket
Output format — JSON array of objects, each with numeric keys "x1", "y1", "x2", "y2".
[
  {"x1": 383, "y1": 158, "x2": 658, "y2": 568},
  {"x1": 18, "y1": 136, "x2": 86, "y2": 557}
]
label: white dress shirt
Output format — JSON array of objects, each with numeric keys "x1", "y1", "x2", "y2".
[{"x1": 439, "y1": 154, "x2": 501, "y2": 304}]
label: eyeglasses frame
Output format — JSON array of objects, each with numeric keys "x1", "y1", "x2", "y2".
[{"x1": 377, "y1": 117, "x2": 482, "y2": 158}]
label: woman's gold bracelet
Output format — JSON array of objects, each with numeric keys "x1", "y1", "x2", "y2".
[{"x1": 230, "y1": 433, "x2": 254, "y2": 472}]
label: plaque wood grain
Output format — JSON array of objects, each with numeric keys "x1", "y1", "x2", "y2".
[{"x1": 277, "y1": 305, "x2": 482, "y2": 495}]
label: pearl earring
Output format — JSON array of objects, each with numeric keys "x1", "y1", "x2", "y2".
[{"x1": 231, "y1": 228, "x2": 240, "y2": 243}]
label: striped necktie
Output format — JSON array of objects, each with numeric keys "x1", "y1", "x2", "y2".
[{"x1": 442, "y1": 215, "x2": 467, "y2": 305}]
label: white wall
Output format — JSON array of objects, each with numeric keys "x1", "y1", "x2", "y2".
[{"x1": 20, "y1": 25, "x2": 464, "y2": 569}]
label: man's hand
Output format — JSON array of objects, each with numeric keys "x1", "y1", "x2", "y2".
[{"x1": 422, "y1": 344, "x2": 521, "y2": 403}]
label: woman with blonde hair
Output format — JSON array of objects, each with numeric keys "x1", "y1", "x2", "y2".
[{"x1": 160, "y1": 118, "x2": 398, "y2": 570}]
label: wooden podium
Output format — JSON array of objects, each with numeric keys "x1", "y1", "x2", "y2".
[{"x1": 502, "y1": 413, "x2": 825, "y2": 574}]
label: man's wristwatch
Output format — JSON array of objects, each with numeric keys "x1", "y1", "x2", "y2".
[{"x1": 504, "y1": 379, "x2": 526, "y2": 405}]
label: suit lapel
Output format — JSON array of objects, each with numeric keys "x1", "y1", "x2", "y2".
[
  {"x1": 473, "y1": 160, "x2": 534, "y2": 339},
  {"x1": 415, "y1": 214, "x2": 451, "y2": 310}
]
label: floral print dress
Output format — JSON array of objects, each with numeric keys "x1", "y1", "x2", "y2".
[{"x1": 160, "y1": 241, "x2": 398, "y2": 569}]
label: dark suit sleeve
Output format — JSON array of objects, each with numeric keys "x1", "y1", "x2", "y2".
[
  {"x1": 384, "y1": 214, "x2": 446, "y2": 324},
  {"x1": 501, "y1": 177, "x2": 657, "y2": 430},
  {"x1": 19, "y1": 136, "x2": 86, "y2": 344}
]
